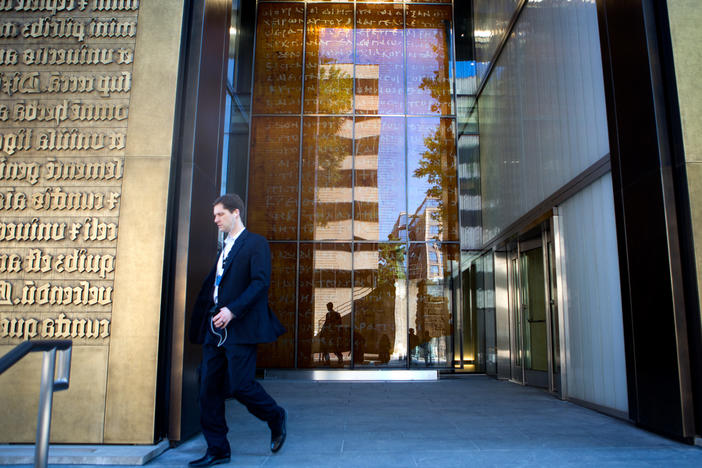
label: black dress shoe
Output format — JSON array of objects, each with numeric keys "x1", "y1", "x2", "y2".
[
  {"x1": 270, "y1": 409, "x2": 287, "y2": 453},
  {"x1": 188, "y1": 453, "x2": 231, "y2": 466}
]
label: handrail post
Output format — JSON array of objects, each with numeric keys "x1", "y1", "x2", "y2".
[
  {"x1": 34, "y1": 348, "x2": 57, "y2": 468},
  {"x1": 0, "y1": 340, "x2": 73, "y2": 468},
  {"x1": 54, "y1": 347, "x2": 72, "y2": 391}
]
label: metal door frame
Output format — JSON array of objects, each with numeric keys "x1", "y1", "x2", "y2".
[
  {"x1": 540, "y1": 225, "x2": 558, "y2": 394},
  {"x1": 518, "y1": 235, "x2": 548, "y2": 389},
  {"x1": 494, "y1": 249, "x2": 511, "y2": 380},
  {"x1": 504, "y1": 221, "x2": 562, "y2": 391},
  {"x1": 507, "y1": 239, "x2": 524, "y2": 384},
  {"x1": 550, "y1": 210, "x2": 567, "y2": 399}
]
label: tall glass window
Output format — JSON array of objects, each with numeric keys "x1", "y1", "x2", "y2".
[{"x1": 225, "y1": 0, "x2": 460, "y2": 369}]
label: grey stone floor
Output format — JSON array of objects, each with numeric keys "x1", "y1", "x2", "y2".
[{"x1": 6, "y1": 375, "x2": 702, "y2": 467}]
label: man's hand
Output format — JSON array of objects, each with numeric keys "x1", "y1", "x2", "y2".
[{"x1": 212, "y1": 307, "x2": 234, "y2": 329}]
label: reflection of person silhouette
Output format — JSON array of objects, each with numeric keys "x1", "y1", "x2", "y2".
[
  {"x1": 320, "y1": 302, "x2": 343, "y2": 366},
  {"x1": 353, "y1": 328, "x2": 366, "y2": 364},
  {"x1": 408, "y1": 328, "x2": 419, "y2": 364},
  {"x1": 420, "y1": 330, "x2": 433, "y2": 367},
  {"x1": 378, "y1": 334, "x2": 391, "y2": 364}
]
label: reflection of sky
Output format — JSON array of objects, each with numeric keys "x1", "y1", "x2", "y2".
[
  {"x1": 313, "y1": 24, "x2": 454, "y2": 235},
  {"x1": 456, "y1": 60, "x2": 478, "y2": 96},
  {"x1": 407, "y1": 117, "x2": 440, "y2": 216},
  {"x1": 456, "y1": 60, "x2": 477, "y2": 78},
  {"x1": 356, "y1": 28, "x2": 403, "y2": 114},
  {"x1": 316, "y1": 26, "x2": 450, "y2": 115},
  {"x1": 319, "y1": 27, "x2": 353, "y2": 63}
]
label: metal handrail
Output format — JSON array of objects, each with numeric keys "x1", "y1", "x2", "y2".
[{"x1": 0, "y1": 340, "x2": 73, "y2": 468}]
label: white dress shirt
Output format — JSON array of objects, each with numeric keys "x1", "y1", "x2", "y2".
[{"x1": 213, "y1": 228, "x2": 245, "y2": 303}]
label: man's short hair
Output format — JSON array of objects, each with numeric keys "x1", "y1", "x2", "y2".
[{"x1": 213, "y1": 193, "x2": 245, "y2": 218}]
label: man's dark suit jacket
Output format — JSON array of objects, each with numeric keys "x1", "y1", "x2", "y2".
[{"x1": 189, "y1": 229, "x2": 285, "y2": 345}]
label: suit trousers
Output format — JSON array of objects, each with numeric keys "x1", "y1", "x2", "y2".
[{"x1": 199, "y1": 339, "x2": 282, "y2": 456}]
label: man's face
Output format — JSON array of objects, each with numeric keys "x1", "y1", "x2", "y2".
[{"x1": 213, "y1": 203, "x2": 237, "y2": 233}]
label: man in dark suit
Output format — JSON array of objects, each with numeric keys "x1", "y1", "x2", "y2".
[{"x1": 188, "y1": 193, "x2": 287, "y2": 467}]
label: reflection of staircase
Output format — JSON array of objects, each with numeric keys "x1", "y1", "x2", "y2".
[{"x1": 317, "y1": 287, "x2": 374, "y2": 331}]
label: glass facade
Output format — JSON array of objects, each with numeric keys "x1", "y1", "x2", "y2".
[
  {"x1": 225, "y1": 0, "x2": 461, "y2": 368},
  {"x1": 463, "y1": 0, "x2": 627, "y2": 405},
  {"x1": 477, "y1": 0, "x2": 609, "y2": 242}
]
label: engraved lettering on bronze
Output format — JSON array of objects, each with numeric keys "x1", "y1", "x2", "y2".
[
  {"x1": 0, "y1": 47, "x2": 18, "y2": 64},
  {"x1": 0, "y1": 2, "x2": 138, "y2": 347},
  {"x1": 92, "y1": 0, "x2": 140, "y2": 12},
  {"x1": 0, "y1": 128, "x2": 32, "y2": 154},
  {"x1": 18, "y1": 248, "x2": 116, "y2": 277},
  {"x1": 0, "y1": 158, "x2": 40, "y2": 184},
  {"x1": 18, "y1": 280, "x2": 113, "y2": 306},
  {"x1": 0, "y1": 316, "x2": 37, "y2": 340},
  {"x1": 25, "y1": 188, "x2": 121, "y2": 211},
  {"x1": 11, "y1": 100, "x2": 129, "y2": 125},
  {"x1": 0, "y1": 314, "x2": 111, "y2": 341},
  {"x1": 0, "y1": 71, "x2": 133, "y2": 97},
  {"x1": 0, "y1": 281, "x2": 13, "y2": 304},
  {"x1": 20, "y1": 46, "x2": 134, "y2": 65},
  {"x1": 0, "y1": 219, "x2": 66, "y2": 241},
  {"x1": 20, "y1": 17, "x2": 85, "y2": 41},
  {"x1": 45, "y1": 157, "x2": 124, "y2": 181},
  {"x1": 252, "y1": 3, "x2": 304, "y2": 114}
]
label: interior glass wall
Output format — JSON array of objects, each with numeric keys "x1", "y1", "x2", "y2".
[
  {"x1": 559, "y1": 173, "x2": 628, "y2": 412},
  {"x1": 226, "y1": 0, "x2": 461, "y2": 368},
  {"x1": 478, "y1": 0, "x2": 609, "y2": 243},
  {"x1": 223, "y1": 0, "x2": 256, "y2": 196},
  {"x1": 461, "y1": 251, "x2": 492, "y2": 373},
  {"x1": 467, "y1": 0, "x2": 627, "y2": 409}
]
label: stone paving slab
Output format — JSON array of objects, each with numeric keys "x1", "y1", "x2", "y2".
[
  {"x1": 0, "y1": 440, "x2": 168, "y2": 466},
  {"x1": 2, "y1": 376, "x2": 702, "y2": 467}
]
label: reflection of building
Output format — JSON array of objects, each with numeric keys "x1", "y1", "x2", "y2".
[
  {"x1": 355, "y1": 64, "x2": 381, "y2": 114},
  {"x1": 305, "y1": 79, "x2": 412, "y2": 364},
  {"x1": 305, "y1": 66, "x2": 381, "y2": 351},
  {"x1": 399, "y1": 197, "x2": 451, "y2": 359},
  {"x1": 407, "y1": 197, "x2": 442, "y2": 241},
  {"x1": 396, "y1": 197, "x2": 445, "y2": 281}
]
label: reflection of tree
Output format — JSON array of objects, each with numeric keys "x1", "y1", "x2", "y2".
[
  {"x1": 411, "y1": 26, "x2": 454, "y2": 352},
  {"x1": 413, "y1": 38, "x2": 456, "y2": 235},
  {"x1": 412, "y1": 119, "x2": 457, "y2": 233},
  {"x1": 418, "y1": 42, "x2": 451, "y2": 114},
  {"x1": 378, "y1": 243, "x2": 405, "y2": 285},
  {"x1": 314, "y1": 59, "x2": 353, "y2": 114}
]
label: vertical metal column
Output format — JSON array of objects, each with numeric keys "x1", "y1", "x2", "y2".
[
  {"x1": 403, "y1": 2, "x2": 410, "y2": 369},
  {"x1": 350, "y1": 1, "x2": 358, "y2": 369},
  {"x1": 294, "y1": 0, "x2": 309, "y2": 369},
  {"x1": 34, "y1": 349, "x2": 56, "y2": 468},
  {"x1": 541, "y1": 223, "x2": 555, "y2": 394},
  {"x1": 494, "y1": 249, "x2": 511, "y2": 380},
  {"x1": 551, "y1": 209, "x2": 568, "y2": 400}
]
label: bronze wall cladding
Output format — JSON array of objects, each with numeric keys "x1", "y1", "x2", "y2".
[{"x1": 0, "y1": 0, "x2": 185, "y2": 443}]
